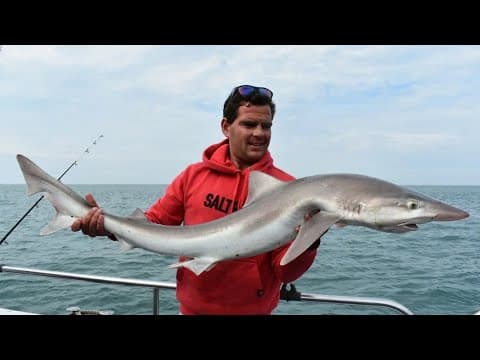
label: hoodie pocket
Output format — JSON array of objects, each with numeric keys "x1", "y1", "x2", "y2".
[{"x1": 180, "y1": 258, "x2": 265, "y2": 305}]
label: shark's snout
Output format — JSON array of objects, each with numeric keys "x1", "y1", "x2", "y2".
[{"x1": 434, "y1": 207, "x2": 469, "y2": 221}]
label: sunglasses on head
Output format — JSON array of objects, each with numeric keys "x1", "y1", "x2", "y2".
[{"x1": 233, "y1": 85, "x2": 273, "y2": 100}]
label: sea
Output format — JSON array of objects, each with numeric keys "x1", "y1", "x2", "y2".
[{"x1": 0, "y1": 184, "x2": 478, "y2": 315}]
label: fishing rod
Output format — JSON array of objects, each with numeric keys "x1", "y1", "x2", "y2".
[{"x1": 0, "y1": 134, "x2": 104, "y2": 246}]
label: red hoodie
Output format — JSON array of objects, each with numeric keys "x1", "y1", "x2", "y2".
[{"x1": 145, "y1": 139, "x2": 317, "y2": 314}]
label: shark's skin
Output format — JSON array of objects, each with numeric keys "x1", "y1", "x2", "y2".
[{"x1": 16, "y1": 154, "x2": 469, "y2": 274}]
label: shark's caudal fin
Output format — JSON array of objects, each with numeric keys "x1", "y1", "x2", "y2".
[
  {"x1": 17, "y1": 154, "x2": 84, "y2": 235},
  {"x1": 17, "y1": 154, "x2": 55, "y2": 196},
  {"x1": 280, "y1": 212, "x2": 340, "y2": 266},
  {"x1": 168, "y1": 257, "x2": 218, "y2": 276}
]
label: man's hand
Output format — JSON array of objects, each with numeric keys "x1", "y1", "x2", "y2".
[{"x1": 71, "y1": 194, "x2": 116, "y2": 240}]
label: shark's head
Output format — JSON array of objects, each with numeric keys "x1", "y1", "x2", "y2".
[
  {"x1": 322, "y1": 174, "x2": 470, "y2": 234},
  {"x1": 365, "y1": 189, "x2": 469, "y2": 233}
]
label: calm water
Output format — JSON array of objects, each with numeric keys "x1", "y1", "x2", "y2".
[{"x1": 0, "y1": 184, "x2": 478, "y2": 315}]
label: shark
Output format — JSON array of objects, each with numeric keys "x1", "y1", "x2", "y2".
[{"x1": 16, "y1": 154, "x2": 469, "y2": 275}]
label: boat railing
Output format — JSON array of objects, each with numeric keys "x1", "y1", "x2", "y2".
[{"x1": 0, "y1": 264, "x2": 414, "y2": 315}]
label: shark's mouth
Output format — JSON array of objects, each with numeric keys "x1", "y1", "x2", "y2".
[
  {"x1": 399, "y1": 223, "x2": 418, "y2": 231},
  {"x1": 374, "y1": 216, "x2": 435, "y2": 233},
  {"x1": 392, "y1": 217, "x2": 436, "y2": 232},
  {"x1": 380, "y1": 223, "x2": 419, "y2": 233}
]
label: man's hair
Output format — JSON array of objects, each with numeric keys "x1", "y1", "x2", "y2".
[{"x1": 223, "y1": 88, "x2": 276, "y2": 124}]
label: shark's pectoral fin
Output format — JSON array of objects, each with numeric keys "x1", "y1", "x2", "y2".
[
  {"x1": 40, "y1": 214, "x2": 77, "y2": 235},
  {"x1": 280, "y1": 212, "x2": 341, "y2": 266},
  {"x1": 168, "y1": 257, "x2": 218, "y2": 276}
]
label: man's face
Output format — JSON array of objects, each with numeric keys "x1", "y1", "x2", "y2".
[{"x1": 222, "y1": 103, "x2": 272, "y2": 170}]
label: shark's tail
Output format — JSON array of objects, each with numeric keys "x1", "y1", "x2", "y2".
[
  {"x1": 17, "y1": 154, "x2": 55, "y2": 196},
  {"x1": 16, "y1": 154, "x2": 89, "y2": 235}
]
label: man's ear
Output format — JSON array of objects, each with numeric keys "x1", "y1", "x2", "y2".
[{"x1": 221, "y1": 117, "x2": 230, "y2": 137}]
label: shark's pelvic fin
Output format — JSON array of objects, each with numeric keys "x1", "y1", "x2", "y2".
[{"x1": 168, "y1": 257, "x2": 218, "y2": 276}]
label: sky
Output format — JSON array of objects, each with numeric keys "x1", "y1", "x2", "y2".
[{"x1": 0, "y1": 45, "x2": 478, "y2": 185}]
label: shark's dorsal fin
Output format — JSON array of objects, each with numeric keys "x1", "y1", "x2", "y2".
[
  {"x1": 127, "y1": 208, "x2": 148, "y2": 220},
  {"x1": 129, "y1": 208, "x2": 146, "y2": 218},
  {"x1": 244, "y1": 171, "x2": 288, "y2": 207}
]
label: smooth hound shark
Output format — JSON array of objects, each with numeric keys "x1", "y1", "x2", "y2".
[{"x1": 16, "y1": 154, "x2": 469, "y2": 275}]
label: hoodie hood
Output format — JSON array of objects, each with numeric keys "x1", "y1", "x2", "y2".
[{"x1": 202, "y1": 139, "x2": 274, "y2": 174}]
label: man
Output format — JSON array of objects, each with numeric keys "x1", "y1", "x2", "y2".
[{"x1": 72, "y1": 85, "x2": 322, "y2": 314}]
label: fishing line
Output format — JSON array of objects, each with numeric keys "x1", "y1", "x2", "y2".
[{"x1": 0, "y1": 134, "x2": 104, "y2": 246}]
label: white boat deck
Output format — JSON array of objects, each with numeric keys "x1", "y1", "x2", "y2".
[{"x1": 0, "y1": 307, "x2": 38, "y2": 315}]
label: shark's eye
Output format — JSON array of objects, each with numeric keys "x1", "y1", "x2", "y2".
[{"x1": 407, "y1": 200, "x2": 418, "y2": 210}]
